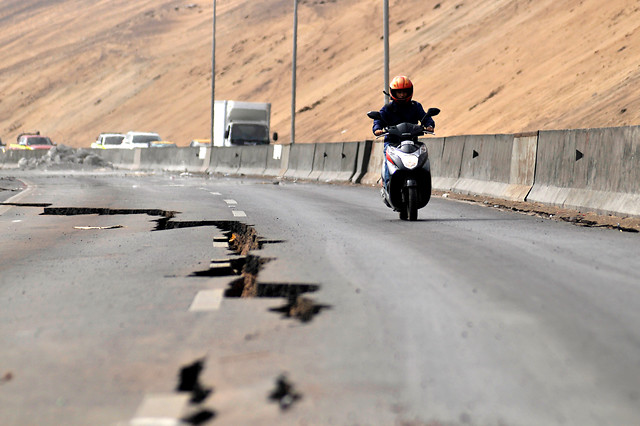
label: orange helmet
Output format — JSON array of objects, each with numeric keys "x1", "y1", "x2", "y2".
[{"x1": 389, "y1": 75, "x2": 413, "y2": 102}]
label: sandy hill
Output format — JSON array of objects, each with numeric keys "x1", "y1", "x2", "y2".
[{"x1": 1, "y1": 0, "x2": 640, "y2": 147}]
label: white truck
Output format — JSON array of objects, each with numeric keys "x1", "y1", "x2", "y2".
[{"x1": 213, "y1": 100, "x2": 277, "y2": 147}]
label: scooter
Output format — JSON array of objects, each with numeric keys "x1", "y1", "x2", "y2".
[{"x1": 367, "y1": 108, "x2": 440, "y2": 221}]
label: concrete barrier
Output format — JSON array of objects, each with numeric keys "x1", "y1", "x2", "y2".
[
  {"x1": 308, "y1": 143, "x2": 331, "y2": 181},
  {"x1": 283, "y1": 144, "x2": 316, "y2": 180},
  {"x1": 305, "y1": 142, "x2": 359, "y2": 183},
  {"x1": 351, "y1": 140, "x2": 373, "y2": 184},
  {"x1": 0, "y1": 149, "x2": 48, "y2": 167},
  {"x1": 211, "y1": 147, "x2": 242, "y2": 175},
  {"x1": 430, "y1": 133, "x2": 536, "y2": 201},
  {"x1": 527, "y1": 126, "x2": 640, "y2": 216},
  {"x1": 264, "y1": 144, "x2": 285, "y2": 177},
  {"x1": 237, "y1": 145, "x2": 269, "y2": 176},
  {"x1": 431, "y1": 135, "x2": 464, "y2": 191},
  {"x1": 360, "y1": 140, "x2": 384, "y2": 186},
  {"x1": 318, "y1": 142, "x2": 359, "y2": 183},
  {"x1": 508, "y1": 133, "x2": 537, "y2": 200},
  {"x1": 198, "y1": 147, "x2": 211, "y2": 173},
  {"x1": 88, "y1": 149, "x2": 136, "y2": 169},
  {"x1": 422, "y1": 136, "x2": 445, "y2": 186},
  {"x1": 4, "y1": 125, "x2": 639, "y2": 218},
  {"x1": 457, "y1": 134, "x2": 521, "y2": 200},
  {"x1": 138, "y1": 147, "x2": 206, "y2": 172},
  {"x1": 422, "y1": 136, "x2": 445, "y2": 166}
]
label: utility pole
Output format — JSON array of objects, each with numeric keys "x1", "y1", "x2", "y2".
[
  {"x1": 209, "y1": 0, "x2": 217, "y2": 165},
  {"x1": 291, "y1": 0, "x2": 298, "y2": 144},
  {"x1": 383, "y1": 0, "x2": 389, "y2": 104},
  {"x1": 382, "y1": 0, "x2": 389, "y2": 105}
]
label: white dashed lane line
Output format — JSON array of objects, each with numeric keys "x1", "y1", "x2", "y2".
[
  {"x1": 213, "y1": 236, "x2": 228, "y2": 248},
  {"x1": 129, "y1": 393, "x2": 190, "y2": 425},
  {"x1": 209, "y1": 192, "x2": 247, "y2": 218},
  {"x1": 223, "y1": 199, "x2": 246, "y2": 217},
  {"x1": 189, "y1": 289, "x2": 224, "y2": 312}
]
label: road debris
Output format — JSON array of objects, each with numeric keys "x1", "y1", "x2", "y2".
[
  {"x1": 268, "y1": 374, "x2": 302, "y2": 411},
  {"x1": 270, "y1": 296, "x2": 331, "y2": 323},
  {"x1": 1, "y1": 372, "x2": 13, "y2": 384},
  {"x1": 435, "y1": 190, "x2": 640, "y2": 233},
  {"x1": 16, "y1": 145, "x2": 112, "y2": 170},
  {"x1": 73, "y1": 225, "x2": 123, "y2": 230},
  {"x1": 176, "y1": 359, "x2": 212, "y2": 404}
]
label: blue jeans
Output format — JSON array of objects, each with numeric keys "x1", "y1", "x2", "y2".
[{"x1": 382, "y1": 143, "x2": 391, "y2": 188}]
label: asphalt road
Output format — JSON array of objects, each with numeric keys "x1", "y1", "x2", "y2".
[{"x1": 1, "y1": 170, "x2": 639, "y2": 425}]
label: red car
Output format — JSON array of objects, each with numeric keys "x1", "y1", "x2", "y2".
[{"x1": 8, "y1": 132, "x2": 56, "y2": 150}]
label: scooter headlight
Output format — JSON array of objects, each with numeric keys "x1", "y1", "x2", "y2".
[{"x1": 401, "y1": 154, "x2": 419, "y2": 169}]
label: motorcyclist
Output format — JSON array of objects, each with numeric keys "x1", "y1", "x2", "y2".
[{"x1": 372, "y1": 75, "x2": 435, "y2": 189}]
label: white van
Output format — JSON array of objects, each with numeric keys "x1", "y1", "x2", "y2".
[{"x1": 121, "y1": 132, "x2": 162, "y2": 149}]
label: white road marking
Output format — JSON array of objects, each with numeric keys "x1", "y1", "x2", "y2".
[
  {"x1": 0, "y1": 179, "x2": 35, "y2": 216},
  {"x1": 224, "y1": 199, "x2": 237, "y2": 205},
  {"x1": 210, "y1": 192, "x2": 221, "y2": 195},
  {"x1": 213, "y1": 237, "x2": 227, "y2": 248},
  {"x1": 232, "y1": 210, "x2": 247, "y2": 217},
  {"x1": 189, "y1": 289, "x2": 224, "y2": 312},
  {"x1": 129, "y1": 393, "x2": 189, "y2": 425},
  {"x1": 12, "y1": 220, "x2": 22, "y2": 223}
]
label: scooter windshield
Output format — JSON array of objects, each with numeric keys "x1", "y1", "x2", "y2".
[{"x1": 397, "y1": 142, "x2": 420, "y2": 154}]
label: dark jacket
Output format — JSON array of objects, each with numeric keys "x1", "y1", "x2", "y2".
[{"x1": 372, "y1": 100, "x2": 435, "y2": 144}]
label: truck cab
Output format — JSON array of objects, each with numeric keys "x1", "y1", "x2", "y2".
[
  {"x1": 214, "y1": 100, "x2": 277, "y2": 147},
  {"x1": 225, "y1": 123, "x2": 270, "y2": 146}
]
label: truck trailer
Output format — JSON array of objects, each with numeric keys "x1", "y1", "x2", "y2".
[{"x1": 213, "y1": 100, "x2": 277, "y2": 147}]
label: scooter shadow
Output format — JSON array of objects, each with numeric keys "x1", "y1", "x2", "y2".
[{"x1": 387, "y1": 217, "x2": 525, "y2": 223}]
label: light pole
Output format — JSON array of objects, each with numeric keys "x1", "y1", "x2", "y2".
[
  {"x1": 383, "y1": 0, "x2": 389, "y2": 104},
  {"x1": 209, "y1": 0, "x2": 216, "y2": 166},
  {"x1": 291, "y1": 0, "x2": 298, "y2": 144}
]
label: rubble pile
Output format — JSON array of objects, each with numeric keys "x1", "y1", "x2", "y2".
[{"x1": 18, "y1": 145, "x2": 112, "y2": 170}]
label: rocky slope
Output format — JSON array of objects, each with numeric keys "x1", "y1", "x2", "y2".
[{"x1": 1, "y1": 0, "x2": 639, "y2": 147}]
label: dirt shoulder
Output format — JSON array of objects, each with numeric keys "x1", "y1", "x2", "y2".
[{"x1": 434, "y1": 190, "x2": 640, "y2": 233}]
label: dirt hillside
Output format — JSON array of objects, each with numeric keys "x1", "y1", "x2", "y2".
[{"x1": 1, "y1": 0, "x2": 640, "y2": 147}]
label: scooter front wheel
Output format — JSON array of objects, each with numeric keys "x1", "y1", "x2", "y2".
[{"x1": 407, "y1": 186, "x2": 418, "y2": 221}]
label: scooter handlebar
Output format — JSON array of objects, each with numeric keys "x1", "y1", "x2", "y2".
[{"x1": 376, "y1": 126, "x2": 435, "y2": 137}]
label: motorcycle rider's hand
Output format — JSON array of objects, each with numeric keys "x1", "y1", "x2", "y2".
[
  {"x1": 374, "y1": 129, "x2": 385, "y2": 136},
  {"x1": 424, "y1": 126, "x2": 434, "y2": 133}
]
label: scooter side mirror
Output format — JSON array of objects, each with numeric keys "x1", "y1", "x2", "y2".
[
  {"x1": 425, "y1": 107, "x2": 440, "y2": 117},
  {"x1": 367, "y1": 111, "x2": 382, "y2": 120}
]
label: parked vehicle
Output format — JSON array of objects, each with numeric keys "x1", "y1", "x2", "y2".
[
  {"x1": 91, "y1": 133, "x2": 125, "y2": 149},
  {"x1": 119, "y1": 131, "x2": 176, "y2": 148},
  {"x1": 213, "y1": 100, "x2": 277, "y2": 146},
  {"x1": 120, "y1": 131, "x2": 162, "y2": 149},
  {"x1": 189, "y1": 139, "x2": 210, "y2": 147},
  {"x1": 149, "y1": 140, "x2": 176, "y2": 148},
  {"x1": 8, "y1": 132, "x2": 55, "y2": 150},
  {"x1": 367, "y1": 108, "x2": 440, "y2": 221}
]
